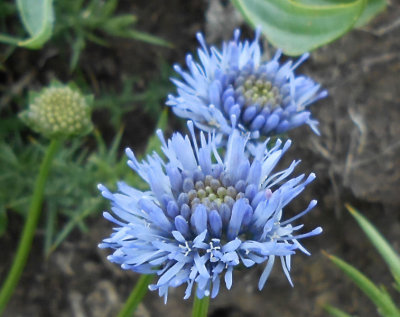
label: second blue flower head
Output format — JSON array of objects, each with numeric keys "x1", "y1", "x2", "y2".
[{"x1": 167, "y1": 29, "x2": 327, "y2": 139}]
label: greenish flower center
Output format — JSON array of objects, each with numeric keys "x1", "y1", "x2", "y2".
[
  {"x1": 186, "y1": 175, "x2": 245, "y2": 212},
  {"x1": 234, "y1": 73, "x2": 282, "y2": 108}
]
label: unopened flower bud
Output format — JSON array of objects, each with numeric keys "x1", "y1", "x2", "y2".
[{"x1": 19, "y1": 83, "x2": 93, "y2": 138}]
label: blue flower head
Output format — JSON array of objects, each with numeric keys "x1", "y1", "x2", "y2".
[
  {"x1": 99, "y1": 122, "x2": 322, "y2": 302},
  {"x1": 167, "y1": 29, "x2": 327, "y2": 139}
]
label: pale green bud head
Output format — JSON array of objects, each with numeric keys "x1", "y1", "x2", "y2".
[{"x1": 19, "y1": 84, "x2": 93, "y2": 139}]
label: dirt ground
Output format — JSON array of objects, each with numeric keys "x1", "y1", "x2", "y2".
[{"x1": 1, "y1": 1, "x2": 400, "y2": 316}]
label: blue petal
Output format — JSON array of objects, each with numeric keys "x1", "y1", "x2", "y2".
[
  {"x1": 209, "y1": 80, "x2": 221, "y2": 108},
  {"x1": 223, "y1": 95, "x2": 235, "y2": 114},
  {"x1": 211, "y1": 276, "x2": 221, "y2": 298},
  {"x1": 222, "y1": 238, "x2": 242, "y2": 253},
  {"x1": 193, "y1": 230, "x2": 208, "y2": 247},
  {"x1": 167, "y1": 200, "x2": 179, "y2": 218},
  {"x1": 209, "y1": 210, "x2": 222, "y2": 238},
  {"x1": 166, "y1": 165, "x2": 182, "y2": 192},
  {"x1": 250, "y1": 114, "x2": 265, "y2": 131},
  {"x1": 263, "y1": 113, "x2": 280, "y2": 133},
  {"x1": 194, "y1": 252, "x2": 210, "y2": 278},
  {"x1": 157, "y1": 262, "x2": 185, "y2": 286},
  {"x1": 247, "y1": 160, "x2": 262, "y2": 185},
  {"x1": 224, "y1": 266, "x2": 233, "y2": 289},
  {"x1": 138, "y1": 199, "x2": 172, "y2": 232},
  {"x1": 219, "y1": 203, "x2": 231, "y2": 226},
  {"x1": 225, "y1": 130, "x2": 246, "y2": 181},
  {"x1": 191, "y1": 204, "x2": 208, "y2": 235},
  {"x1": 242, "y1": 105, "x2": 258, "y2": 123},
  {"x1": 258, "y1": 255, "x2": 275, "y2": 290},
  {"x1": 174, "y1": 216, "x2": 191, "y2": 238},
  {"x1": 227, "y1": 199, "x2": 248, "y2": 241},
  {"x1": 171, "y1": 230, "x2": 186, "y2": 243}
]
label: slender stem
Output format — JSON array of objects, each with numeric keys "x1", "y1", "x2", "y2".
[
  {"x1": 117, "y1": 274, "x2": 154, "y2": 317},
  {"x1": 192, "y1": 294, "x2": 210, "y2": 317},
  {"x1": 0, "y1": 138, "x2": 61, "y2": 315}
]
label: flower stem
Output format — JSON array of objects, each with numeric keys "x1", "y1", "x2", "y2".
[
  {"x1": 117, "y1": 274, "x2": 154, "y2": 317},
  {"x1": 0, "y1": 138, "x2": 61, "y2": 314},
  {"x1": 192, "y1": 294, "x2": 210, "y2": 317}
]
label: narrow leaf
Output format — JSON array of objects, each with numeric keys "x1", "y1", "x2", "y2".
[
  {"x1": 326, "y1": 252, "x2": 400, "y2": 316},
  {"x1": 121, "y1": 29, "x2": 172, "y2": 48},
  {"x1": 47, "y1": 206, "x2": 94, "y2": 257},
  {"x1": 69, "y1": 34, "x2": 86, "y2": 71},
  {"x1": 324, "y1": 304, "x2": 354, "y2": 317},
  {"x1": 346, "y1": 204, "x2": 400, "y2": 290},
  {"x1": 102, "y1": 15, "x2": 137, "y2": 35}
]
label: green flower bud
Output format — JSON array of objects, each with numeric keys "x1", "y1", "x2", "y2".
[{"x1": 19, "y1": 83, "x2": 93, "y2": 139}]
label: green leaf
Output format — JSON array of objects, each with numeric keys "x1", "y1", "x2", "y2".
[
  {"x1": 346, "y1": 204, "x2": 400, "y2": 291},
  {"x1": 102, "y1": 15, "x2": 137, "y2": 35},
  {"x1": 355, "y1": 0, "x2": 386, "y2": 27},
  {"x1": 0, "y1": 206, "x2": 7, "y2": 237},
  {"x1": 84, "y1": 31, "x2": 109, "y2": 46},
  {"x1": 326, "y1": 252, "x2": 400, "y2": 316},
  {"x1": 16, "y1": 0, "x2": 54, "y2": 49},
  {"x1": 101, "y1": 0, "x2": 119, "y2": 17},
  {"x1": 46, "y1": 204, "x2": 95, "y2": 256},
  {"x1": 69, "y1": 34, "x2": 86, "y2": 71},
  {"x1": 232, "y1": 0, "x2": 366, "y2": 55},
  {"x1": 324, "y1": 304, "x2": 354, "y2": 317},
  {"x1": 120, "y1": 29, "x2": 172, "y2": 48}
]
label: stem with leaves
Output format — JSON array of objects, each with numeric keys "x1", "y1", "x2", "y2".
[{"x1": 0, "y1": 138, "x2": 61, "y2": 314}]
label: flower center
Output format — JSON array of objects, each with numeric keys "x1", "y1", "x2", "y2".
[
  {"x1": 184, "y1": 174, "x2": 245, "y2": 212},
  {"x1": 234, "y1": 73, "x2": 282, "y2": 109}
]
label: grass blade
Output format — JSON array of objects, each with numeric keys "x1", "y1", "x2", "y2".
[
  {"x1": 325, "y1": 252, "x2": 400, "y2": 316},
  {"x1": 346, "y1": 204, "x2": 400, "y2": 290},
  {"x1": 324, "y1": 304, "x2": 354, "y2": 317}
]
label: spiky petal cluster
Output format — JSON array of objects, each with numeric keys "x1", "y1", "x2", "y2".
[
  {"x1": 99, "y1": 123, "x2": 321, "y2": 301},
  {"x1": 167, "y1": 29, "x2": 327, "y2": 139}
]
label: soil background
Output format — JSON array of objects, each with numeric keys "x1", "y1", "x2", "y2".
[{"x1": 1, "y1": 1, "x2": 400, "y2": 316}]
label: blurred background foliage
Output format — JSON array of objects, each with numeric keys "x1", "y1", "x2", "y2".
[
  {"x1": 0, "y1": 0, "x2": 173, "y2": 256},
  {"x1": 0, "y1": 0, "x2": 171, "y2": 69}
]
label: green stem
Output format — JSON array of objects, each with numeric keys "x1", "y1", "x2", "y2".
[
  {"x1": 0, "y1": 138, "x2": 61, "y2": 315},
  {"x1": 192, "y1": 294, "x2": 210, "y2": 317},
  {"x1": 117, "y1": 274, "x2": 154, "y2": 317}
]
